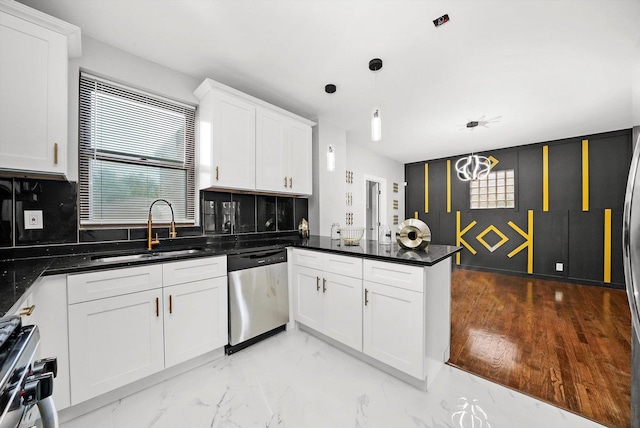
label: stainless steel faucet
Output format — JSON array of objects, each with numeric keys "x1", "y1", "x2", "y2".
[{"x1": 147, "y1": 198, "x2": 177, "y2": 250}]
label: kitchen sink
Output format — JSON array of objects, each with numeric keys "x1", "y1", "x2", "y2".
[
  {"x1": 90, "y1": 248, "x2": 206, "y2": 264},
  {"x1": 91, "y1": 253, "x2": 152, "y2": 263},
  {"x1": 151, "y1": 248, "x2": 204, "y2": 257}
]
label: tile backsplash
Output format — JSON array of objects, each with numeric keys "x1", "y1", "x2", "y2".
[
  {"x1": 1, "y1": 177, "x2": 78, "y2": 247},
  {"x1": 0, "y1": 176, "x2": 309, "y2": 249},
  {"x1": 0, "y1": 180, "x2": 12, "y2": 247},
  {"x1": 14, "y1": 178, "x2": 77, "y2": 246},
  {"x1": 202, "y1": 191, "x2": 308, "y2": 236}
]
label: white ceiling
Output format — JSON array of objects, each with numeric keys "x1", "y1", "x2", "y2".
[{"x1": 18, "y1": 0, "x2": 640, "y2": 164}]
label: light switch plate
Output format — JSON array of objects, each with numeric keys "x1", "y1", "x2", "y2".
[
  {"x1": 24, "y1": 210, "x2": 43, "y2": 230},
  {"x1": 555, "y1": 262, "x2": 563, "y2": 272}
]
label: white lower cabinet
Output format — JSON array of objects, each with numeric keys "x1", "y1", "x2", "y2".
[
  {"x1": 67, "y1": 256, "x2": 228, "y2": 405},
  {"x1": 68, "y1": 288, "x2": 165, "y2": 404},
  {"x1": 363, "y1": 259, "x2": 426, "y2": 379},
  {"x1": 10, "y1": 275, "x2": 71, "y2": 410},
  {"x1": 291, "y1": 249, "x2": 451, "y2": 386},
  {"x1": 363, "y1": 280, "x2": 424, "y2": 379},
  {"x1": 163, "y1": 277, "x2": 227, "y2": 368},
  {"x1": 323, "y1": 272, "x2": 362, "y2": 351},
  {"x1": 292, "y1": 250, "x2": 363, "y2": 351},
  {"x1": 293, "y1": 265, "x2": 324, "y2": 331}
]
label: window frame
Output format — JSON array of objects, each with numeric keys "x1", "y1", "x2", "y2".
[{"x1": 78, "y1": 73, "x2": 196, "y2": 226}]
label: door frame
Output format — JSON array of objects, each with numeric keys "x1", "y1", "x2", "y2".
[{"x1": 363, "y1": 174, "x2": 387, "y2": 241}]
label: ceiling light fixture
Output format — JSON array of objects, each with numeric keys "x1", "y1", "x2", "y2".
[
  {"x1": 455, "y1": 120, "x2": 490, "y2": 181},
  {"x1": 455, "y1": 154, "x2": 490, "y2": 181},
  {"x1": 369, "y1": 58, "x2": 383, "y2": 142},
  {"x1": 325, "y1": 84, "x2": 337, "y2": 172}
]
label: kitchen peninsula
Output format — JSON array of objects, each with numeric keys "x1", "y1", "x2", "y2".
[{"x1": 289, "y1": 236, "x2": 460, "y2": 390}]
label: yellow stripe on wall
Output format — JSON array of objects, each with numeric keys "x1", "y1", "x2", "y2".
[
  {"x1": 447, "y1": 160, "x2": 451, "y2": 213},
  {"x1": 543, "y1": 145, "x2": 549, "y2": 212},
  {"x1": 507, "y1": 210, "x2": 534, "y2": 274},
  {"x1": 582, "y1": 139, "x2": 589, "y2": 212},
  {"x1": 604, "y1": 208, "x2": 611, "y2": 283},
  {"x1": 414, "y1": 211, "x2": 418, "y2": 219},
  {"x1": 527, "y1": 209, "x2": 534, "y2": 274},
  {"x1": 424, "y1": 163, "x2": 429, "y2": 213}
]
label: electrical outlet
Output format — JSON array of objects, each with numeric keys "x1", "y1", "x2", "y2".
[
  {"x1": 24, "y1": 210, "x2": 43, "y2": 230},
  {"x1": 555, "y1": 262, "x2": 563, "y2": 272}
]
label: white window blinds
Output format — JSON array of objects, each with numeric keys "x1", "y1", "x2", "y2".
[{"x1": 79, "y1": 74, "x2": 196, "y2": 225}]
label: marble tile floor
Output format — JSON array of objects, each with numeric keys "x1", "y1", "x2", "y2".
[{"x1": 61, "y1": 329, "x2": 604, "y2": 428}]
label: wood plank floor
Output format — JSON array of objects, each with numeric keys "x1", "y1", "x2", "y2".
[{"x1": 449, "y1": 269, "x2": 631, "y2": 428}]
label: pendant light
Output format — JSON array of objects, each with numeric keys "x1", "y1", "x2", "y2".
[
  {"x1": 455, "y1": 154, "x2": 490, "y2": 181},
  {"x1": 372, "y1": 109, "x2": 381, "y2": 142},
  {"x1": 455, "y1": 120, "x2": 490, "y2": 181},
  {"x1": 325, "y1": 84, "x2": 337, "y2": 171},
  {"x1": 369, "y1": 58, "x2": 383, "y2": 142}
]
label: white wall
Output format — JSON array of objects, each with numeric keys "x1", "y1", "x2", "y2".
[
  {"x1": 309, "y1": 118, "x2": 347, "y2": 237},
  {"x1": 347, "y1": 142, "x2": 405, "y2": 239},
  {"x1": 310, "y1": 117, "x2": 405, "y2": 239},
  {"x1": 66, "y1": 35, "x2": 201, "y2": 182}
]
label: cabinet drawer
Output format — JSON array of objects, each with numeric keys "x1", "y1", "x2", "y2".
[
  {"x1": 322, "y1": 253, "x2": 362, "y2": 279},
  {"x1": 68, "y1": 265, "x2": 162, "y2": 304},
  {"x1": 292, "y1": 249, "x2": 323, "y2": 270},
  {"x1": 363, "y1": 260, "x2": 424, "y2": 293},
  {"x1": 163, "y1": 256, "x2": 227, "y2": 287}
]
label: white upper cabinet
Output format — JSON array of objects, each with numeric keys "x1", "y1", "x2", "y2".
[
  {"x1": 256, "y1": 107, "x2": 287, "y2": 192},
  {"x1": 287, "y1": 119, "x2": 312, "y2": 195},
  {"x1": 195, "y1": 78, "x2": 314, "y2": 194},
  {"x1": 0, "y1": 1, "x2": 80, "y2": 177},
  {"x1": 196, "y1": 86, "x2": 256, "y2": 190},
  {"x1": 256, "y1": 107, "x2": 312, "y2": 195}
]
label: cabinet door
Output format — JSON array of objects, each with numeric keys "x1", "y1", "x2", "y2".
[
  {"x1": 68, "y1": 289, "x2": 164, "y2": 404},
  {"x1": 163, "y1": 277, "x2": 228, "y2": 368},
  {"x1": 363, "y1": 281, "x2": 424, "y2": 379},
  {"x1": 256, "y1": 107, "x2": 287, "y2": 192},
  {"x1": 0, "y1": 11, "x2": 67, "y2": 175},
  {"x1": 30, "y1": 275, "x2": 71, "y2": 410},
  {"x1": 211, "y1": 90, "x2": 256, "y2": 190},
  {"x1": 288, "y1": 120, "x2": 312, "y2": 195},
  {"x1": 323, "y1": 272, "x2": 363, "y2": 351},
  {"x1": 292, "y1": 265, "x2": 323, "y2": 331}
]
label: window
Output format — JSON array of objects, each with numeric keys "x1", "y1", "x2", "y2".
[
  {"x1": 79, "y1": 74, "x2": 196, "y2": 225},
  {"x1": 470, "y1": 169, "x2": 515, "y2": 209}
]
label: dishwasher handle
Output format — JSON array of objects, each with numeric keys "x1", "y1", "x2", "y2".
[{"x1": 227, "y1": 248, "x2": 288, "y2": 271}]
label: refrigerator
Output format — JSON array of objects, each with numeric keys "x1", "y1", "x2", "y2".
[{"x1": 622, "y1": 132, "x2": 640, "y2": 427}]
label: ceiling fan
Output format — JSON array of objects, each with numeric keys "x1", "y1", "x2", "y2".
[{"x1": 458, "y1": 115, "x2": 502, "y2": 131}]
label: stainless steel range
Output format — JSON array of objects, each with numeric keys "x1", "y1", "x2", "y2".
[
  {"x1": 0, "y1": 316, "x2": 58, "y2": 428},
  {"x1": 226, "y1": 248, "x2": 289, "y2": 354}
]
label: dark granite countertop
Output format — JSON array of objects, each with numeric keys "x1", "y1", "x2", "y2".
[
  {"x1": 0, "y1": 234, "x2": 460, "y2": 315},
  {"x1": 297, "y1": 236, "x2": 461, "y2": 267}
]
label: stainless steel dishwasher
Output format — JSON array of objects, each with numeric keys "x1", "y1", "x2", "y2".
[{"x1": 226, "y1": 248, "x2": 288, "y2": 354}]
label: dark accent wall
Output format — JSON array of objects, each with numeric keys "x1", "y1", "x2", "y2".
[{"x1": 405, "y1": 129, "x2": 632, "y2": 288}]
